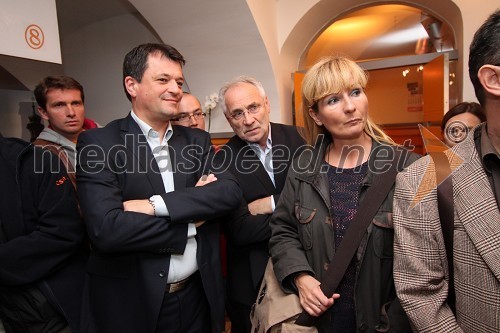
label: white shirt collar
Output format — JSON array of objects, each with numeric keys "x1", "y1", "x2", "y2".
[
  {"x1": 130, "y1": 110, "x2": 173, "y2": 143},
  {"x1": 248, "y1": 124, "x2": 272, "y2": 153}
]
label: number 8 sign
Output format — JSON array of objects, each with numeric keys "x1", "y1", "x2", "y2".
[{"x1": 25, "y1": 24, "x2": 45, "y2": 49}]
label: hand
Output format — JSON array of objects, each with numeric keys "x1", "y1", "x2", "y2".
[
  {"x1": 192, "y1": 174, "x2": 217, "y2": 228},
  {"x1": 248, "y1": 196, "x2": 273, "y2": 215},
  {"x1": 196, "y1": 173, "x2": 217, "y2": 186},
  {"x1": 295, "y1": 273, "x2": 339, "y2": 317},
  {"x1": 123, "y1": 199, "x2": 154, "y2": 215}
]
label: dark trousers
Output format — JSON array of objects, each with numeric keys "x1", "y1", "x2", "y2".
[
  {"x1": 156, "y1": 272, "x2": 210, "y2": 333},
  {"x1": 226, "y1": 297, "x2": 251, "y2": 333}
]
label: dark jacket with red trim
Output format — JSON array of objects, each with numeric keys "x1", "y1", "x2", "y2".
[{"x1": 0, "y1": 135, "x2": 87, "y2": 332}]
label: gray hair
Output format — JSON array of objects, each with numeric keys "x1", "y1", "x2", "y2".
[{"x1": 218, "y1": 75, "x2": 266, "y2": 114}]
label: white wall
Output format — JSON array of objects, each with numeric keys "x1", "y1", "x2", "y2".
[
  {"x1": 61, "y1": 14, "x2": 160, "y2": 127},
  {"x1": 0, "y1": 12, "x2": 160, "y2": 139},
  {"x1": 0, "y1": 89, "x2": 36, "y2": 139},
  {"x1": 0, "y1": 54, "x2": 62, "y2": 140},
  {"x1": 451, "y1": 0, "x2": 499, "y2": 101},
  {"x1": 261, "y1": 0, "x2": 499, "y2": 115},
  {"x1": 129, "y1": 0, "x2": 277, "y2": 135},
  {"x1": 1, "y1": 0, "x2": 498, "y2": 140}
]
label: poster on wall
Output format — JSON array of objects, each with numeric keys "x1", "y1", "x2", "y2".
[
  {"x1": 406, "y1": 82, "x2": 423, "y2": 112},
  {"x1": 0, "y1": 0, "x2": 61, "y2": 64}
]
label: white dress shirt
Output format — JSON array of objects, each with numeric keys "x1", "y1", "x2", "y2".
[
  {"x1": 131, "y1": 111, "x2": 198, "y2": 283},
  {"x1": 247, "y1": 125, "x2": 276, "y2": 211}
]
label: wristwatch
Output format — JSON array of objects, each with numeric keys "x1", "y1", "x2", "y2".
[{"x1": 148, "y1": 196, "x2": 156, "y2": 215}]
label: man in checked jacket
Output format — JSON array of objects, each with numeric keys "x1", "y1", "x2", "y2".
[{"x1": 393, "y1": 10, "x2": 500, "y2": 333}]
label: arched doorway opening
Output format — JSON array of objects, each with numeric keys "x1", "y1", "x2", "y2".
[{"x1": 291, "y1": 2, "x2": 462, "y2": 154}]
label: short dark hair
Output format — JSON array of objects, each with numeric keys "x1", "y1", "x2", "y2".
[
  {"x1": 122, "y1": 43, "x2": 186, "y2": 101},
  {"x1": 468, "y1": 10, "x2": 500, "y2": 106},
  {"x1": 34, "y1": 75, "x2": 84, "y2": 110},
  {"x1": 440, "y1": 102, "x2": 485, "y2": 131}
]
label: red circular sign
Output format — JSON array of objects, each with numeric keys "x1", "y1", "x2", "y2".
[{"x1": 25, "y1": 24, "x2": 44, "y2": 49}]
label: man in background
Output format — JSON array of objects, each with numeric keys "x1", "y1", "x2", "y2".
[
  {"x1": 34, "y1": 75, "x2": 86, "y2": 187},
  {"x1": 393, "y1": 10, "x2": 500, "y2": 332},
  {"x1": 215, "y1": 75, "x2": 305, "y2": 332},
  {"x1": 171, "y1": 92, "x2": 206, "y2": 130}
]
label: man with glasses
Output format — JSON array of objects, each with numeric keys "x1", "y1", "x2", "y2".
[
  {"x1": 215, "y1": 76, "x2": 305, "y2": 332},
  {"x1": 172, "y1": 92, "x2": 206, "y2": 130}
]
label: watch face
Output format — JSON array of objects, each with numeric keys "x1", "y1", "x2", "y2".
[{"x1": 148, "y1": 197, "x2": 156, "y2": 214}]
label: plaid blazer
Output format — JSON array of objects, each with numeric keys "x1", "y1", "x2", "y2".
[{"x1": 393, "y1": 125, "x2": 500, "y2": 333}]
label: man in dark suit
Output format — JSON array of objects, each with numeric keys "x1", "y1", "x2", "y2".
[
  {"x1": 76, "y1": 43, "x2": 242, "y2": 333},
  {"x1": 215, "y1": 76, "x2": 305, "y2": 332}
]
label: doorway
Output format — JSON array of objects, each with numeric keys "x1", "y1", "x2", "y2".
[{"x1": 294, "y1": 4, "x2": 458, "y2": 154}]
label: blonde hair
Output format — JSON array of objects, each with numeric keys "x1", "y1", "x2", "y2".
[{"x1": 300, "y1": 55, "x2": 395, "y2": 146}]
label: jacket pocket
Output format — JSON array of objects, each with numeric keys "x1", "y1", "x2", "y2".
[
  {"x1": 371, "y1": 211, "x2": 394, "y2": 259},
  {"x1": 294, "y1": 203, "x2": 315, "y2": 250}
]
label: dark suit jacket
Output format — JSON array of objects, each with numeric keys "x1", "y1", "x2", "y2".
[
  {"x1": 0, "y1": 137, "x2": 87, "y2": 332},
  {"x1": 215, "y1": 123, "x2": 305, "y2": 305},
  {"x1": 76, "y1": 114, "x2": 242, "y2": 333}
]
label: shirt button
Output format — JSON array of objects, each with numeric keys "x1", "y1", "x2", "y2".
[{"x1": 159, "y1": 270, "x2": 166, "y2": 278}]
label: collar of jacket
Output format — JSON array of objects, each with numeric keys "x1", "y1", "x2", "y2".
[{"x1": 296, "y1": 134, "x2": 386, "y2": 187}]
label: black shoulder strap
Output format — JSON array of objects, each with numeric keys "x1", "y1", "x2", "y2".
[
  {"x1": 295, "y1": 147, "x2": 404, "y2": 326},
  {"x1": 432, "y1": 152, "x2": 456, "y2": 314}
]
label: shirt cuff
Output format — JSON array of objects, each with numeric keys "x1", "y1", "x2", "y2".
[
  {"x1": 271, "y1": 195, "x2": 276, "y2": 212},
  {"x1": 187, "y1": 223, "x2": 197, "y2": 237},
  {"x1": 151, "y1": 195, "x2": 169, "y2": 216}
]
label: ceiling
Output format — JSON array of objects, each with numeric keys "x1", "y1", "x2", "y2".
[
  {"x1": 304, "y1": 4, "x2": 454, "y2": 67},
  {"x1": 55, "y1": 0, "x2": 138, "y2": 36},
  {"x1": 0, "y1": 0, "x2": 139, "y2": 90},
  {"x1": 54, "y1": 2, "x2": 453, "y2": 62},
  {"x1": 1, "y1": 1, "x2": 454, "y2": 90}
]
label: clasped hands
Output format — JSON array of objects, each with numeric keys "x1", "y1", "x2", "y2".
[
  {"x1": 294, "y1": 273, "x2": 340, "y2": 317},
  {"x1": 122, "y1": 173, "x2": 217, "y2": 228}
]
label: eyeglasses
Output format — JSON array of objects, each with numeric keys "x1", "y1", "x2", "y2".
[
  {"x1": 228, "y1": 104, "x2": 262, "y2": 120},
  {"x1": 172, "y1": 111, "x2": 206, "y2": 123}
]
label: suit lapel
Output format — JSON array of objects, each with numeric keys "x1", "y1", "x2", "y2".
[
  {"x1": 232, "y1": 136, "x2": 276, "y2": 194},
  {"x1": 121, "y1": 114, "x2": 165, "y2": 194},
  {"x1": 168, "y1": 129, "x2": 187, "y2": 190},
  {"x1": 454, "y1": 138, "x2": 500, "y2": 279},
  {"x1": 270, "y1": 123, "x2": 290, "y2": 192}
]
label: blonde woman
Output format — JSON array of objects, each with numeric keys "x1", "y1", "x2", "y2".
[{"x1": 269, "y1": 56, "x2": 419, "y2": 332}]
